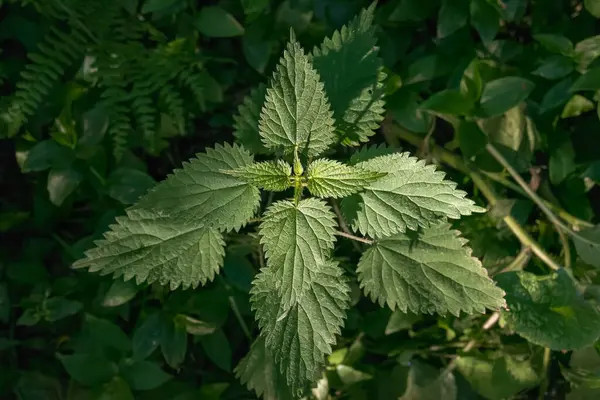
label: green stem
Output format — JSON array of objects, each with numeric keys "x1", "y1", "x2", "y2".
[
  {"x1": 335, "y1": 231, "x2": 374, "y2": 245},
  {"x1": 386, "y1": 124, "x2": 561, "y2": 272}
]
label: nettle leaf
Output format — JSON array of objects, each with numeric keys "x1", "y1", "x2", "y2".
[
  {"x1": 135, "y1": 143, "x2": 260, "y2": 232},
  {"x1": 357, "y1": 223, "x2": 505, "y2": 315},
  {"x1": 312, "y1": 3, "x2": 385, "y2": 145},
  {"x1": 259, "y1": 198, "x2": 337, "y2": 307},
  {"x1": 259, "y1": 35, "x2": 336, "y2": 157},
  {"x1": 73, "y1": 209, "x2": 225, "y2": 290},
  {"x1": 343, "y1": 153, "x2": 485, "y2": 239},
  {"x1": 234, "y1": 84, "x2": 269, "y2": 154},
  {"x1": 496, "y1": 270, "x2": 600, "y2": 350},
  {"x1": 235, "y1": 337, "x2": 294, "y2": 400},
  {"x1": 251, "y1": 261, "x2": 350, "y2": 396},
  {"x1": 349, "y1": 144, "x2": 400, "y2": 164},
  {"x1": 306, "y1": 158, "x2": 386, "y2": 198},
  {"x1": 227, "y1": 160, "x2": 292, "y2": 191}
]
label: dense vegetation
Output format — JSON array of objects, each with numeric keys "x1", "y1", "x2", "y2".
[{"x1": 2, "y1": 0, "x2": 600, "y2": 399}]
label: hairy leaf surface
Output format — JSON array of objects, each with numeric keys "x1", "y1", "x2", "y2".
[
  {"x1": 259, "y1": 36, "x2": 336, "y2": 157},
  {"x1": 73, "y1": 209, "x2": 225, "y2": 290},
  {"x1": 135, "y1": 143, "x2": 260, "y2": 232},
  {"x1": 344, "y1": 153, "x2": 485, "y2": 238},
  {"x1": 227, "y1": 160, "x2": 292, "y2": 191},
  {"x1": 251, "y1": 261, "x2": 350, "y2": 395},
  {"x1": 496, "y1": 270, "x2": 600, "y2": 350},
  {"x1": 307, "y1": 158, "x2": 386, "y2": 198},
  {"x1": 312, "y1": 4, "x2": 385, "y2": 145},
  {"x1": 357, "y1": 223, "x2": 506, "y2": 315},
  {"x1": 235, "y1": 337, "x2": 294, "y2": 400},
  {"x1": 259, "y1": 198, "x2": 337, "y2": 307}
]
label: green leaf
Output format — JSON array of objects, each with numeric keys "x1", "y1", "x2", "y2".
[
  {"x1": 585, "y1": 0, "x2": 600, "y2": 18},
  {"x1": 573, "y1": 226, "x2": 600, "y2": 268},
  {"x1": 306, "y1": 158, "x2": 386, "y2": 198},
  {"x1": 549, "y1": 141, "x2": 576, "y2": 184},
  {"x1": 470, "y1": 0, "x2": 499, "y2": 44},
  {"x1": 260, "y1": 36, "x2": 336, "y2": 157},
  {"x1": 21, "y1": 140, "x2": 73, "y2": 173},
  {"x1": 82, "y1": 314, "x2": 131, "y2": 353},
  {"x1": 420, "y1": 90, "x2": 474, "y2": 115},
  {"x1": 102, "y1": 279, "x2": 138, "y2": 307},
  {"x1": 57, "y1": 353, "x2": 117, "y2": 386},
  {"x1": 456, "y1": 353, "x2": 540, "y2": 400},
  {"x1": 107, "y1": 168, "x2": 155, "y2": 205},
  {"x1": 437, "y1": 0, "x2": 468, "y2": 38},
  {"x1": 132, "y1": 313, "x2": 163, "y2": 360},
  {"x1": 141, "y1": 0, "x2": 180, "y2": 14},
  {"x1": 571, "y1": 67, "x2": 600, "y2": 91},
  {"x1": 480, "y1": 77, "x2": 534, "y2": 117},
  {"x1": 73, "y1": 209, "x2": 225, "y2": 290},
  {"x1": 195, "y1": 6, "x2": 244, "y2": 37},
  {"x1": 561, "y1": 94, "x2": 594, "y2": 119},
  {"x1": 399, "y1": 360, "x2": 457, "y2": 400},
  {"x1": 575, "y1": 35, "x2": 600, "y2": 71},
  {"x1": 44, "y1": 297, "x2": 82, "y2": 322},
  {"x1": 496, "y1": 270, "x2": 600, "y2": 350},
  {"x1": 532, "y1": 55, "x2": 574, "y2": 80},
  {"x1": 357, "y1": 223, "x2": 505, "y2": 315},
  {"x1": 312, "y1": 4, "x2": 385, "y2": 146},
  {"x1": 385, "y1": 311, "x2": 421, "y2": 335},
  {"x1": 251, "y1": 260, "x2": 350, "y2": 395},
  {"x1": 534, "y1": 34, "x2": 574, "y2": 56},
  {"x1": 47, "y1": 168, "x2": 81, "y2": 206},
  {"x1": 120, "y1": 360, "x2": 171, "y2": 391},
  {"x1": 96, "y1": 377, "x2": 134, "y2": 400},
  {"x1": 134, "y1": 143, "x2": 260, "y2": 232},
  {"x1": 200, "y1": 330, "x2": 232, "y2": 371},
  {"x1": 174, "y1": 314, "x2": 217, "y2": 336},
  {"x1": 343, "y1": 153, "x2": 484, "y2": 239},
  {"x1": 234, "y1": 84, "x2": 269, "y2": 154},
  {"x1": 160, "y1": 318, "x2": 187, "y2": 368},
  {"x1": 259, "y1": 198, "x2": 337, "y2": 307},
  {"x1": 349, "y1": 144, "x2": 400, "y2": 165},
  {"x1": 540, "y1": 77, "x2": 574, "y2": 113},
  {"x1": 226, "y1": 160, "x2": 292, "y2": 191},
  {"x1": 235, "y1": 337, "x2": 294, "y2": 400}
]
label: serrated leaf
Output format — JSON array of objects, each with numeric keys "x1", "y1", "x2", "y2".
[
  {"x1": 251, "y1": 260, "x2": 350, "y2": 395},
  {"x1": 234, "y1": 84, "x2": 270, "y2": 154},
  {"x1": 349, "y1": 144, "x2": 400, "y2": 165},
  {"x1": 259, "y1": 36, "x2": 335, "y2": 157},
  {"x1": 73, "y1": 209, "x2": 225, "y2": 290},
  {"x1": 496, "y1": 270, "x2": 600, "y2": 350},
  {"x1": 259, "y1": 198, "x2": 337, "y2": 307},
  {"x1": 227, "y1": 160, "x2": 292, "y2": 191},
  {"x1": 312, "y1": 4, "x2": 385, "y2": 145},
  {"x1": 357, "y1": 223, "x2": 505, "y2": 315},
  {"x1": 135, "y1": 143, "x2": 260, "y2": 232},
  {"x1": 235, "y1": 337, "x2": 294, "y2": 400},
  {"x1": 306, "y1": 158, "x2": 386, "y2": 198},
  {"x1": 343, "y1": 153, "x2": 485, "y2": 239}
]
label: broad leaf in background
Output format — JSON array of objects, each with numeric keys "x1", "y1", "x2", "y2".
[
  {"x1": 398, "y1": 360, "x2": 457, "y2": 400},
  {"x1": 344, "y1": 153, "x2": 484, "y2": 239},
  {"x1": 497, "y1": 270, "x2": 600, "y2": 350},
  {"x1": 573, "y1": 226, "x2": 600, "y2": 268},
  {"x1": 479, "y1": 77, "x2": 534, "y2": 117},
  {"x1": 259, "y1": 198, "x2": 337, "y2": 307},
  {"x1": 195, "y1": 6, "x2": 244, "y2": 38},
  {"x1": 470, "y1": 0, "x2": 500, "y2": 45},
  {"x1": 306, "y1": 158, "x2": 385, "y2": 198},
  {"x1": 73, "y1": 209, "x2": 225, "y2": 290},
  {"x1": 456, "y1": 353, "x2": 541, "y2": 400},
  {"x1": 235, "y1": 337, "x2": 294, "y2": 400},
  {"x1": 260, "y1": 36, "x2": 335, "y2": 156},
  {"x1": 358, "y1": 223, "x2": 505, "y2": 315},
  {"x1": 136, "y1": 144, "x2": 260, "y2": 232},
  {"x1": 312, "y1": 4, "x2": 385, "y2": 145},
  {"x1": 420, "y1": 89, "x2": 474, "y2": 116},
  {"x1": 437, "y1": 0, "x2": 468, "y2": 38},
  {"x1": 227, "y1": 160, "x2": 292, "y2": 191},
  {"x1": 251, "y1": 261, "x2": 350, "y2": 396}
]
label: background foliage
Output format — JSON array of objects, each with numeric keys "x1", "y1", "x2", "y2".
[{"x1": 2, "y1": 0, "x2": 600, "y2": 399}]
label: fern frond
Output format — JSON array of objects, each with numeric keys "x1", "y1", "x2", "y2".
[{"x1": 160, "y1": 84, "x2": 186, "y2": 134}]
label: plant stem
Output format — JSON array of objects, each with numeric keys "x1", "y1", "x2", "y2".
[
  {"x1": 386, "y1": 124, "x2": 562, "y2": 272},
  {"x1": 539, "y1": 347, "x2": 552, "y2": 400},
  {"x1": 497, "y1": 247, "x2": 532, "y2": 275},
  {"x1": 331, "y1": 200, "x2": 363, "y2": 251},
  {"x1": 335, "y1": 231, "x2": 374, "y2": 245}
]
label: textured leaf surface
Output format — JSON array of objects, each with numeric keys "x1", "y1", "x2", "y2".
[
  {"x1": 135, "y1": 144, "x2": 260, "y2": 232},
  {"x1": 235, "y1": 337, "x2": 293, "y2": 400},
  {"x1": 456, "y1": 354, "x2": 540, "y2": 400},
  {"x1": 251, "y1": 261, "x2": 350, "y2": 395},
  {"x1": 259, "y1": 198, "x2": 337, "y2": 307},
  {"x1": 259, "y1": 37, "x2": 335, "y2": 157},
  {"x1": 343, "y1": 153, "x2": 485, "y2": 239},
  {"x1": 233, "y1": 84, "x2": 269, "y2": 154},
  {"x1": 73, "y1": 209, "x2": 225, "y2": 290},
  {"x1": 496, "y1": 270, "x2": 600, "y2": 350},
  {"x1": 357, "y1": 223, "x2": 506, "y2": 315},
  {"x1": 312, "y1": 4, "x2": 385, "y2": 145},
  {"x1": 227, "y1": 160, "x2": 292, "y2": 191},
  {"x1": 307, "y1": 158, "x2": 385, "y2": 198}
]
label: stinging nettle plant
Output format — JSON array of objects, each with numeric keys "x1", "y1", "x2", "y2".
[{"x1": 73, "y1": 5, "x2": 506, "y2": 398}]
